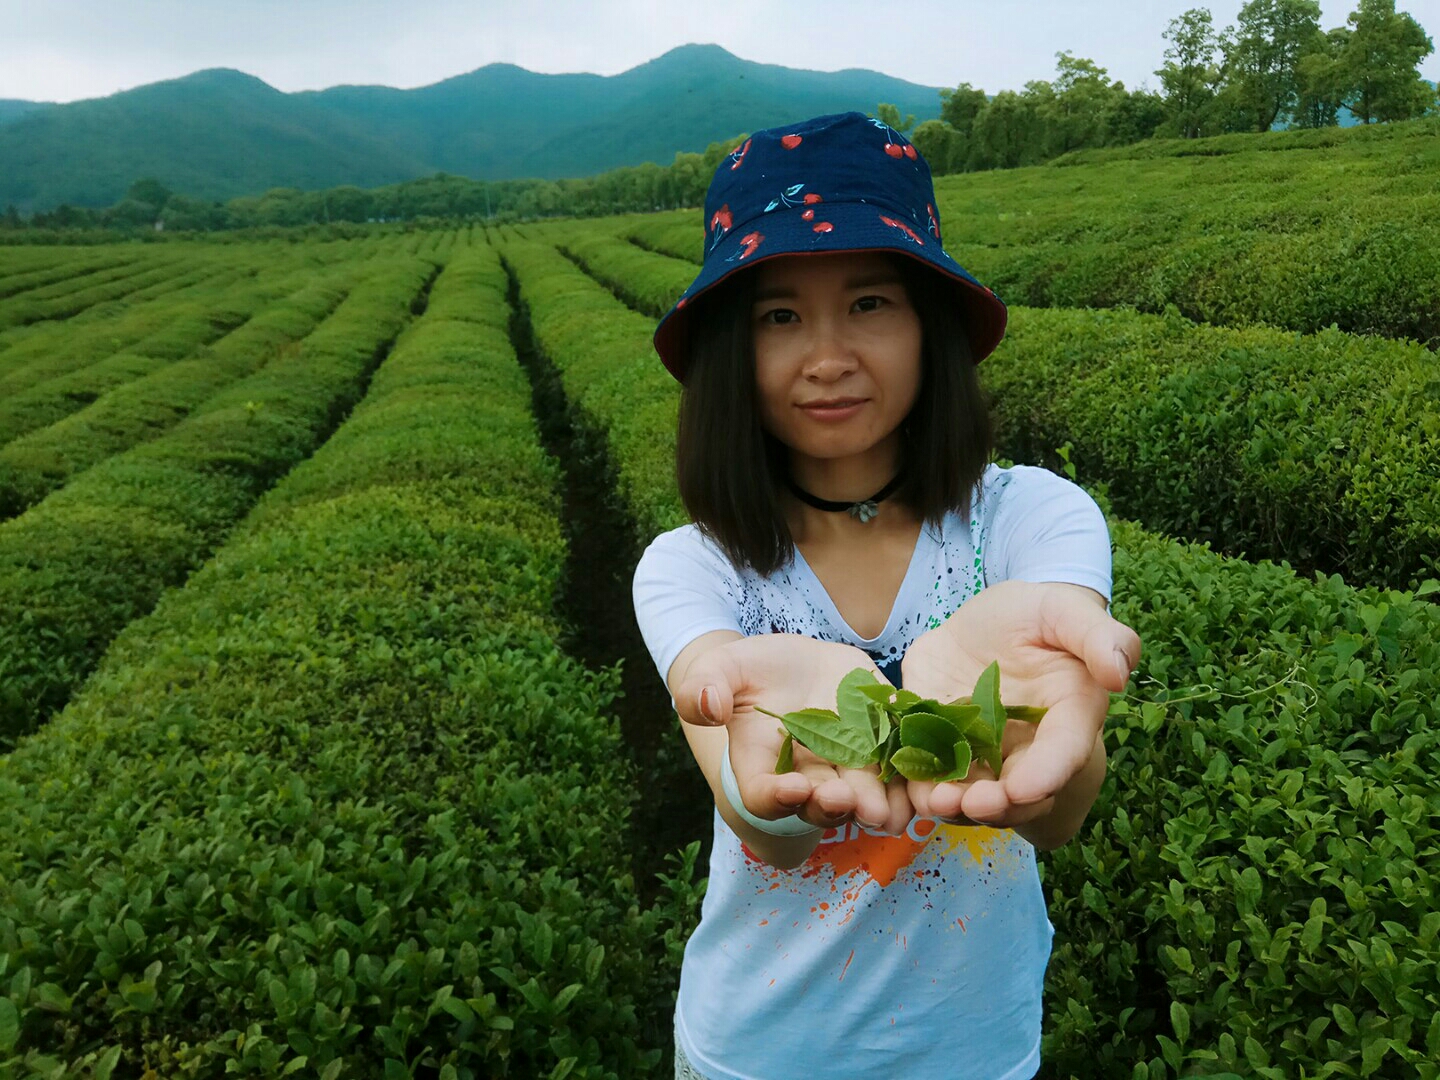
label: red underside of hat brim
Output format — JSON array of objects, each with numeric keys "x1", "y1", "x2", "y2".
[{"x1": 652, "y1": 205, "x2": 1007, "y2": 382}]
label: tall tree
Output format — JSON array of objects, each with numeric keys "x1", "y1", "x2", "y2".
[
  {"x1": 939, "y1": 82, "x2": 989, "y2": 142},
  {"x1": 1339, "y1": 0, "x2": 1437, "y2": 122},
  {"x1": 1156, "y1": 8, "x2": 1224, "y2": 137},
  {"x1": 1294, "y1": 26, "x2": 1350, "y2": 126},
  {"x1": 970, "y1": 88, "x2": 1046, "y2": 169},
  {"x1": 1106, "y1": 88, "x2": 1170, "y2": 143},
  {"x1": 909, "y1": 119, "x2": 962, "y2": 174},
  {"x1": 1220, "y1": 0, "x2": 1325, "y2": 130},
  {"x1": 875, "y1": 103, "x2": 917, "y2": 134},
  {"x1": 1043, "y1": 52, "x2": 1127, "y2": 154}
]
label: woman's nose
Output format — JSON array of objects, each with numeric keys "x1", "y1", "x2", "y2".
[{"x1": 799, "y1": 322, "x2": 858, "y2": 380}]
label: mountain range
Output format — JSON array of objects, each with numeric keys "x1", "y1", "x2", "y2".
[{"x1": 0, "y1": 45, "x2": 945, "y2": 213}]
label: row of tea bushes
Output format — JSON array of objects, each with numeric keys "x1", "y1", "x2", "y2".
[
  {"x1": 984, "y1": 311, "x2": 1440, "y2": 592},
  {"x1": 0, "y1": 265, "x2": 279, "y2": 443},
  {"x1": 0, "y1": 242, "x2": 676, "y2": 1078},
  {"x1": 0, "y1": 236, "x2": 401, "y2": 361},
  {"x1": 612, "y1": 214, "x2": 697, "y2": 266},
  {"x1": 0, "y1": 253, "x2": 436, "y2": 747},
  {"x1": 0, "y1": 239, "x2": 374, "y2": 396},
  {"x1": 601, "y1": 116, "x2": 1440, "y2": 347},
  {"x1": 0, "y1": 248, "x2": 154, "y2": 301},
  {"x1": 539, "y1": 224, "x2": 695, "y2": 321},
  {"x1": 0, "y1": 270, "x2": 356, "y2": 520},
  {"x1": 0, "y1": 251, "x2": 201, "y2": 330},
  {"x1": 550, "y1": 226, "x2": 1440, "y2": 592},
  {"x1": 0, "y1": 258, "x2": 248, "y2": 389},
  {"x1": 500, "y1": 234, "x2": 1440, "y2": 1078}
]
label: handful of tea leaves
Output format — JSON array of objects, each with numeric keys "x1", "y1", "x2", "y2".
[{"x1": 756, "y1": 661, "x2": 1046, "y2": 783}]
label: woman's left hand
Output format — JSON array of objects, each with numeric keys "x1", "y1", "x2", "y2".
[{"x1": 899, "y1": 580, "x2": 1141, "y2": 832}]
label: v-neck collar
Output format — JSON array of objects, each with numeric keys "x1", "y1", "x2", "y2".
[{"x1": 788, "y1": 520, "x2": 940, "y2": 646}]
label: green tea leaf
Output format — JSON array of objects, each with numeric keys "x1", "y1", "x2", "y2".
[
  {"x1": 891, "y1": 745, "x2": 948, "y2": 781},
  {"x1": 854, "y1": 682, "x2": 898, "y2": 705},
  {"x1": 937, "y1": 739, "x2": 973, "y2": 783},
  {"x1": 0, "y1": 997, "x2": 18, "y2": 1054},
  {"x1": 870, "y1": 702, "x2": 891, "y2": 750},
  {"x1": 973, "y1": 661, "x2": 1005, "y2": 745},
  {"x1": 93, "y1": 1046, "x2": 123, "y2": 1080},
  {"x1": 898, "y1": 712, "x2": 961, "y2": 766},
  {"x1": 775, "y1": 732, "x2": 795, "y2": 774},
  {"x1": 836, "y1": 668, "x2": 881, "y2": 729},
  {"x1": 757, "y1": 707, "x2": 875, "y2": 769},
  {"x1": 898, "y1": 696, "x2": 946, "y2": 717},
  {"x1": 877, "y1": 727, "x2": 903, "y2": 783},
  {"x1": 926, "y1": 700, "x2": 983, "y2": 731},
  {"x1": 854, "y1": 682, "x2": 924, "y2": 711}
]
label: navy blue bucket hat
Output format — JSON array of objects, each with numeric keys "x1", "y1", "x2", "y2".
[{"x1": 652, "y1": 110, "x2": 1008, "y2": 382}]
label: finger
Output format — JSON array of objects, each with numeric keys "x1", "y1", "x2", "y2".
[
  {"x1": 1001, "y1": 686, "x2": 1108, "y2": 805},
  {"x1": 797, "y1": 773, "x2": 859, "y2": 827},
  {"x1": 882, "y1": 778, "x2": 916, "y2": 836},
  {"x1": 674, "y1": 650, "x2": 740, "y2": 728},
  {"x1": 838, "y1": 767, "x2": 892, "y2": 830},
  {"x1": 959, "y1": 778, "x2": 1055, "y2": 827},
  {"x1": 907, "y1": 778, "x2": 979, "y2": 826},
  {"x1": 730, "y1": 734, "x2": 813, "y2": 817},
  {"x1": 1037, "y1": 588, "x2": 1142, "y2": 694}
]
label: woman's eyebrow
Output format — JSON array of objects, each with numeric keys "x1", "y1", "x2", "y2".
[{"x1": 753, "y1": 275, "x2": 903, "y2": 302}]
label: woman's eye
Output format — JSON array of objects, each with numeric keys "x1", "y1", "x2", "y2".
[
  {"x1": 854, "y1": 295, "x2": 886, "y2": 312},
  {"x1": 759, "y1": 308, "x2": 796, "y2": 325}
]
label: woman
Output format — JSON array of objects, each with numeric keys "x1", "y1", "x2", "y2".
[{"x1": 632, "y1": 111, "x2": 1141, "y2": 1080}]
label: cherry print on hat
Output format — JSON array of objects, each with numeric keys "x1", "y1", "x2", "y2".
[
  {"x1": 880, "y1": 213, "x2": 925, "y2": 245},
  {"x1": 652, "y1": 111, "x2": 1008, "y2": 382},
  {"x1": 764, "y1": 183, "x2": 809, "y2": 213},
  {"x1": 727, "y1": 231, "x2": 764, "y2": 261},
  {"x1": 709, "y1": 204, "x2": 733, "y2": 252}
]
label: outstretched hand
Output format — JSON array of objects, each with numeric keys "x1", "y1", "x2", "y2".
[
  {"x1": 674, "y1": 634, "x2": 915, "y2": 835},
  {"x1": 900, "y1": 580, "x2": 1140, "y2": 832}
]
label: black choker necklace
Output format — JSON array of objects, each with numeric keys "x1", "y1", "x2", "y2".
[{"x1": 786, "y1": 472, "x2": 904, "y2": 523}]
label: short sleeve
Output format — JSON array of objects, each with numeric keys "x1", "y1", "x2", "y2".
[
  {"x1": 980, "y1": 465, "x2": 1113, "y2": 603},
  {"x1": 632, "y1": 525, "x2": 745, "y2": 686}
]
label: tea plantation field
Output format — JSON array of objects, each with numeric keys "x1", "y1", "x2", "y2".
[{"x1": 1, "y1": 118, "x2": 1437, "y2": 1080}]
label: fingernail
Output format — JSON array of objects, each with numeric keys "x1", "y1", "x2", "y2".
[
  {"x1": 698, "y1": 686, "x2": 716, "y2": 723},
  {"x1": 856, "y1": 817, "x2": 884, "y2": 830},
  {"x1": 1113, "y1": 647, "x2": 1131, "y2": 683}
]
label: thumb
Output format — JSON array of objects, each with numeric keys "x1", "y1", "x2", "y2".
[
  {"x1": 674, "y1": 648, "x2": 741, "y2": 728},
  {"x1": 1038, "y1": 588, "x2": 1142, "y2": 693}
]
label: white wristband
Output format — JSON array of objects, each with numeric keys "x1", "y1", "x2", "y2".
[{"x1": 719, "y1": 735, "x2": 823, "y2": 837}]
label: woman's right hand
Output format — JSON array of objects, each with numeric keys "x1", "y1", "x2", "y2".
[{"x1": 673, "y1": 634, "x2": 914, "y2": 835}]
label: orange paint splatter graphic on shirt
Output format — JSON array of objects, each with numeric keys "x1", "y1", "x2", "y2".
[{"x1": 739, "y1": 819, "x2": 1009, "y2": 906}]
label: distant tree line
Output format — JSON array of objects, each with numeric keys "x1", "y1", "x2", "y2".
[
  {"x1": 1, "y1": 0, "x2": 1431, "y2": 236},
  {"x1": 907, "y1": 0, "x2": 1436, "y2": 173}
]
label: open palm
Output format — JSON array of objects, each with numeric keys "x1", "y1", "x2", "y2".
[
  {"x1": 675, "y1": 634, "x2": 915, "y2": 834},
  {"x1": 900, "y1": 580, "x2": 1140, "y2": 829}
]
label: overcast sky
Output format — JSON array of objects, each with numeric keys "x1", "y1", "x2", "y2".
[{"x1": 2, "y1": 0, "x2": 1437, "y2": 104}]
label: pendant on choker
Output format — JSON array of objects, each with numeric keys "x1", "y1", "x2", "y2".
[{"x1": 785, "y1": 472, "x2": 903, "y2": 523}]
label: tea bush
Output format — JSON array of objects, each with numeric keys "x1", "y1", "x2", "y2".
[
  {"x1": 0, "y1": 242, "x2": 682, "y2": 1078},
  {"x1": 0, "y1": 247, "x2": 435, "y2": 746}
]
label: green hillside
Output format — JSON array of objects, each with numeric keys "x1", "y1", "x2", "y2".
[{"x1": 0, "y1": 45, "x2": 943, "y2": 213}]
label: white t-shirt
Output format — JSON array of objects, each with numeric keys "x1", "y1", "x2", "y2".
[{"x1": 632, "y1": 463, "x2": 1113, "y2": 1080}]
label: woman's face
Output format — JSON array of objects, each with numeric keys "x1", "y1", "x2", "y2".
[{"x1": 750, "y1": 251, "x2": 922, "y2": 469}]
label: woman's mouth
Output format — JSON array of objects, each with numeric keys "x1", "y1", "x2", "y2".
[{"x1": 798, "y1": 398, "x2": 866, "y2": 421}]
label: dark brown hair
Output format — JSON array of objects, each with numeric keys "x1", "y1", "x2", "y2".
[{"x1": 675, "y1": 253, "x2": 994, "y2": 575}]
